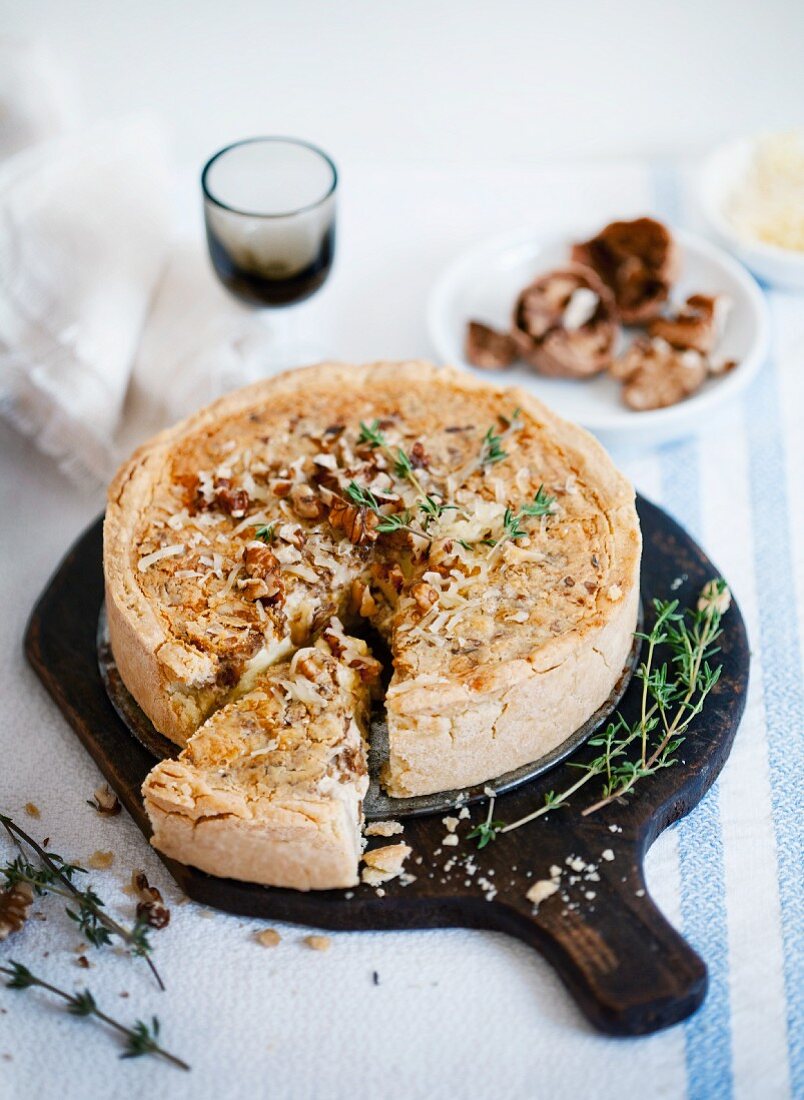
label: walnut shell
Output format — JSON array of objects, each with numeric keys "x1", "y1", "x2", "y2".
[
  {"x1": 464, "y1": 321, "x2": 517, "y2": 370},
  {"x1": 572, "y1": 217, "x2": 679, "y2": 325},
  {"x1": 511, "y1": 264, "x2": 618, "y2": 378}
]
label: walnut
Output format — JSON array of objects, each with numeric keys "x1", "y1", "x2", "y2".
[
  {"x1": 130, "y1": 870, "x2": 170, "y2": 930},
  {"x1": 213, "y1": 477, "x2": 249, "y2": 517},
  {"x1": 572, "y1": 217, "x2": 678, "y2": 325},
  {"x1": 0, "y1": 882, "x2": 33, "y2": 941},
  {"x1": 322, "y1": 627, "x2": 347, "y2": 658},
  {"x1": 371, "y1": 561, "x2": 405, "y2": 597},
  {"x1": 270, "y1": 478, "x2": 293, "y2": 498},
  {"x1": 351, "y1": 578, "x2": 378, "y2": 617},
  {"x1": 611, "y1": 337, "x2": 708, "y2": 411},
  {"x1": 276, "y1": 523, "x2": 305, "y2": 549},
  {"x1": 409, "y1": 440, "x2": 430, "y2": 469},
  {"x1": 244, "y1": 541, "x2": 278, "y2": 578},
  {"x1": 348, "y1": 654, "x2": 383, "y2": 684},
  {"x1": 511, "y1": 264, "x2": 618, "y2": 378},
  {"x1": 329, "y1": 498, "x2": 378, "y2": 545},
  {"x1": 428, "y1": 538, "x2": 459, "y2": 570},
  {"x1": 242, "y1": 541, "x2": 284, "y2": 604},
  {"x1": 239, "y1": 577, "x2": 270, "y2": 601},
  {"x1": 289, "y1": 483, "x2": 325, "y2": 520},
  {"x1": 294, "y1": 650, "x2": 326, "y2": 684},
  {"x1": 411, "y1": 581, "x2": 439, "y2": 612},
  {"x1": 648, "y1": 293, "x2": 730, "y2": 355},
  {"x1": 88, "y1": 783, "x2": 121, "y2": 816},
  {"x1": 465, "y1": 321, "x2": 517, "y2": 370}
]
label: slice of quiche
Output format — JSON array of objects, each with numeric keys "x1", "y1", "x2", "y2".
[
  {"x1": 142, "y1": 625, "x2": 379, "y2": 889},
  {"x1": 105, "y1": 361, "x2": 641, "y2": 888}
]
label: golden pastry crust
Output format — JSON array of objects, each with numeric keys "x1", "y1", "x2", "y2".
[{"x1": 105, "y1": 361, "x2": 641, "y2": 884}]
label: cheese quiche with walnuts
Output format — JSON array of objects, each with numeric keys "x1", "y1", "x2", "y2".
[{"x1": 104, "y1": 361, "x2": 641, "y2": 889}]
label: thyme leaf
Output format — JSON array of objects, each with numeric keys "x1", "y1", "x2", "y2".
[
  {"x1": 0, "y1": 816, "x2": 164, "y2": 990},
  {"x1": 1, "y1": 962, "x2": 188, "y2": 1070},
  {"x1": 491, "y1": 579, "x2": 731, "y2": 835}
]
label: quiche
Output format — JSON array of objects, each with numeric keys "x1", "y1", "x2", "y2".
[
  {"x1": 104, "y1": 361, "x2": 641, "y2": 888},
  {"x1": 143, "y1": 626, "x2": 379, "y2": 890}
]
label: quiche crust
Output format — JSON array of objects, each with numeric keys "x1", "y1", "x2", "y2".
[
  {"x1": 142, "y1": 630, "x2": 376, "y2": 890},
  {"x1": 104, "y1": 360, "x2": 641, "y2": 888}
]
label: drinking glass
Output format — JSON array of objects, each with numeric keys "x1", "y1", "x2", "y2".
[{"x1": 201, "y1": 136, "x2": 337, "y2": 368}]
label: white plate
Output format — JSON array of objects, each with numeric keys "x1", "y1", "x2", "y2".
[{"x1": 427, "y1": 227, "x2": 770, "y2": 447}]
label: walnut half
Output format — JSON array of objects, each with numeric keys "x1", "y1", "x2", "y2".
[
  {"x1": 572, "y1": 217, "x2": 679, "y2": 325},
  {"x1": 0, "y1": 881, "x2": 33, "y2": 940},
  {"x1": 511, "y1": 264, "x2": 618, "y2": 378}
]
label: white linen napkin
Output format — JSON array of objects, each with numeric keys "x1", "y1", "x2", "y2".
[
  {"x1": 0, "y1": 39, "x2": 276, "y2": 486},
  {"x1": 0, "y1": 36, "x2": 78, "y2": 160},
  {"x1": 0, "y1": 116, "x2": 171, "y2": 483}
]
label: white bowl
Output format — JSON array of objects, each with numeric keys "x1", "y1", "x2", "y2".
[
  {"x1": 427, "y1": 227, "x2": 770, "y2": 448},
  {"x1": 699, "y1": 136, "x2": 804, "y2": 291}
]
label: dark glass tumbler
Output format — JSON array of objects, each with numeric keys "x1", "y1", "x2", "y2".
[{"x1": 202, "y1": 137, "x2": 337, "y2": 368}]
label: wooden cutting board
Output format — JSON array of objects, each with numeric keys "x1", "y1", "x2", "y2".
[{"x1": 24, "y1": 495, "x2": 749, "y2": 1037}]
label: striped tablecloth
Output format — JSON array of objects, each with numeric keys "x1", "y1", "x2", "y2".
[{"x1": 0, "y1": 160, "x2": 800, "y2": 1100}]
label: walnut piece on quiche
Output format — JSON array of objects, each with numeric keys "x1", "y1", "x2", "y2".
[
  {"x1": 571, "y1": 217, "x2": 679, "y2": 325},
  {"x1": 105, "y1": 361, "x2": 641, "y2": 889},
  {"x1": 511, "y1": 264, "x2": 618, "y2": 378}
]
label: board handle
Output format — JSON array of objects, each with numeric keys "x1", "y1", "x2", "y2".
[{"x1": 497, "y1": 882, "x2": 707, "y2": 1036}]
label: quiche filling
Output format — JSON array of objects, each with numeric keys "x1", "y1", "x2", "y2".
[{"x1": 104, "y1": 362, "x2": 640, "y2": 889}]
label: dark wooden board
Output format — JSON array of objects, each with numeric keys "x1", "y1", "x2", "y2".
[{"x1": 24, "y1": 496, "x2": 749, "y2": 1037}]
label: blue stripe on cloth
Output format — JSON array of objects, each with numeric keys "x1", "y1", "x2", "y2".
[
  {"x1": 652, "y1": 161, "x2": 733, "y2": 1100},
  {"x1": 659, "y1": 441, "x2": 733, "y2": 1100},
  {"x1": 744, "y1": 309, "x2": 803, "y2": 1096}
]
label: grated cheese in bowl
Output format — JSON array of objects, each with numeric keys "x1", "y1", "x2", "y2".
[{"x1": 727, "y1": 133, "x2": 804, "y2": 252}]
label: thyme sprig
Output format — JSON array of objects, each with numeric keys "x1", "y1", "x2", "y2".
[
  {"x1": 0, "y1": 816, "x2": 163, "y2": 990},
  {"x1": 486, "y1": 485, "x2": 556, "y2": 559},
  {"x1": 357, "y1": 419, "x2": 429, "y2": 500},
  {"x1": 1, "y1": 962, "x2": 188, "y2": 1070},
  {"x1": 254, "y1": 523, "x2": 274, "y2": 543},
  {"x1": 467, "y1": 790, "x2": 504, "y2": 850},
  {"x1": 345, "y1": 480, "x2": 464, "y2": 545},
  {"x1": 479, "y1": 408, "x2": 522, "y2": 470},
  {"x1": 468, "y1": 580, "x2": 730, "y2": 846},
  {"x1": 344, "y1": 482, "x2": 430, "y2": 543}
]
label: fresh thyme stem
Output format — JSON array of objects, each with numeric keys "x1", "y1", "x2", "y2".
[
  {"x1": 468, "y1": 579, "x2": 730, "y2": 847},
  {"x1": 581, "y1": 589, "x2": 725, "y2": 816},
  {"x1": 357, "y1": 420, "x2": 429, "y2": 500},
  {"x1": 0, "y1": 815, "x2": 164, "y2": 991},
  {"x1": 0, "y1": 963, "x2": 188, "y2": 1071}
]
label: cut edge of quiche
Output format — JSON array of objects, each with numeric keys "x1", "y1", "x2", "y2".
[{"x1": 142, "y1": 625, "x2": 378, "y2": 890}]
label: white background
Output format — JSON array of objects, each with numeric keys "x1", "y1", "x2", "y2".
[
  {"x1": 8, "y1": 0, "x2": 804, "y2": 169},
  {"x1": 1, "y1": 4, "x2": 801, "y2": 1100}
]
